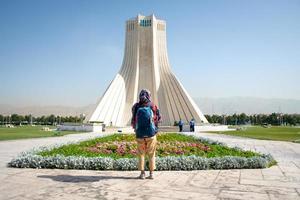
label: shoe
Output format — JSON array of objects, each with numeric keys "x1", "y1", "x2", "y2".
[
  {"x1": 146, "y1": 173, "x2": 154, "y2": 179},
  {"x1": 138, "y1": 172, "x2": 145, "y2": 179}
]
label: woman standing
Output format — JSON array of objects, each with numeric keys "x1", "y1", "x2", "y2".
[{"x1": 131, "y1": 89, "x2": 161, "y2": 179}]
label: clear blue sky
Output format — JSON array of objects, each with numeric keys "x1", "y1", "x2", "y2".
[{"x1": 1, "y1": 0, "x2": 299, "y2": 107}]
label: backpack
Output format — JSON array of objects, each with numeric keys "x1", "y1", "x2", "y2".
[{"x1": 135, "y1": 103, "x2": 156, "y2": 138}]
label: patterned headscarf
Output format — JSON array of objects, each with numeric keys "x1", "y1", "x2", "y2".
[{"x1": 139, "y1": 89, "x2": 151, "y2": 103}]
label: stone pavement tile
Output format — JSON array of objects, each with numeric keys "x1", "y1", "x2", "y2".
[
  {"x1": 188, "y1": 170, "x2": 220, "y2": 188},
  {"x1": 52, "y1": 169, "x2": 118, "y2": 179},
  {"x1": 294, "y1": 159, "x2": 300, "y2": 164},
  {"x1": 93, "y1": 177, "x2": 149, "y2": 193},
  {"x1": 261, "y1": 166, "x2": 285, "y2": 178},
  {"x1": 137, "y1": 171, "x2": 183, "y2": 189},
  {"x1": 263, "y1": 175, "x2": 300, "y2": 182},
  {"x1": 0, "y1": 182, "x2": 47, "y2": 200},
  {"x1": 169, "y1": 171, "x2": 197, "y2": 187},
  {"x1": 130, "y1": 187, "x2": 218, "y2": 200},
  {"x1": 12, "y1": 190, "x2": 53, "y2": 200},
  {"x1": 103, "y1": 191, "x2": 189, "y2": 200},
  {"x1": 212, "y1": 182, "x2": 296, "y2": 196},
  {"x1": 218, "y1": 190, "x2": 269, "y2": 200},
  {"x1": 264, "y1": 174, "x2": 298, "y2": 182},
  {"x1": 268, "y1": 193, "x2": 300, "y2": 200},
  {"x1": 24, "y1": 181, "x2": 105, "y2": 199},
  {"x1": 277, "y1": 160, "x2": 297, "y2": 167},
  {"x1": 293, "y1": 162, "x2": 300, "y2": 170},
  {"x1": 296, "y1": 188, "x2": 300, "y2": 196},
  {"x1": 0, "y1": 173, "x2": 6, "y2": 182},
  {"x1": 1, "y1": 169, "x2": 112, "y2": 199},
  {"x1": 12, "y1": 169, "x2": 60, "y2": 180},
  {"x1": 90, "y1": 171, "x2": 156, "y2": 192},
  {"x1": 269, "y1": 171, "x2": 300, "y2": 182},
  {"x1": 148, "y1": 197, "x2": 180, "y2": 200},
  {"x1": 240, "y1": 178, "x2": 300, "y2": 188},
  {"x1": 240, "y1": 169, "x2": 263, "y2": 180},
  {"x1": 0, "y1": 168, "x2": 37, "y2": 178},
  {"x1": 5, "y1": 196, "x2": 32, "y2": 200},
  {"x1": 96, "y1": 190, "x2": 165, "y2": 200},
  {"x1": 163, "y1": 185, "x2": 220, "y2": 196},
  {"x1": 263, "y1": 186, "x2": 299, "y2": 196},
  {"x1": 210, "y1": 170, "x2": 240, "y2": 188},
  {"x1": 67, "y1": 186, "x2": 107, "y2": 199},
  {"x1": 3, "y1": 173, "x2": 56, "y2": 187},
  {"x1": 40, "y1": 170, "x2": 130, "y2": 186},
  {"x1": 61, "y1": 169, "x2": 117, "y2": 176},
  {"x1": 202, "y1": 178, "x2": 298, "y2": 198},
  {"x1": 40, "y1": 193, "x2": 97, "y2": 200},
  {"x1": 279, "y1": 164, "x2": 300, "y2": 174}
]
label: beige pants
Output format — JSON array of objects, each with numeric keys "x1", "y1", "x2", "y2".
[{"x1": 136, "y1": 135, "x2": 157, "y2": 171}]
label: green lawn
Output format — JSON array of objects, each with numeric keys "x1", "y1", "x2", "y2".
[
  {"x1": 210, "y1": 126, "x2": 300, "y2": 142},
  {"x1": 0, "y1": 125, "x2": 82, "y2": 141}
]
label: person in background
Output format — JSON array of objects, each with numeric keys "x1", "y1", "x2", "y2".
[
  {"x1": 131, "y1": 89, "x2": 161, "y2": 179},
  {"x1": 178, "y1": 119, "x2": 184, "y2": 132},
  {"x1": 190, "y1": 118, "x2": 195, "y2": 132}
]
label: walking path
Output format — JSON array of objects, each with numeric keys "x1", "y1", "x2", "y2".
[{"x1": 0, "y1": 132, "x2": 300, "y2": 200}]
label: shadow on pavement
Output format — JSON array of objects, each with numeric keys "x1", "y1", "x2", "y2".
[{"x1": 38, "y1": 175, "x2": 138, "y2": 183}]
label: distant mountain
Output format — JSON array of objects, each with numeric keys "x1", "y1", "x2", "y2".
[
  {"x1": 1, "y1": 97, "x2": 300, "y2": 116},
  {"x1": 0, "y1": 104, "x2": 95, "y2": 117},
  {"x1": 195, "y1": 97, "x2": 300, "y2": 115}
]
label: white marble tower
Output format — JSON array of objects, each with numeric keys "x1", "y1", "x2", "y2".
[{"x1": 88, "y1": 14, "x2": 208, "y2": 126}]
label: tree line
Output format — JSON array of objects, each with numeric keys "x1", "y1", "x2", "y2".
[
  {"x1": 0, "y1": 114, "x2": 85, "y2": 125},
  {"x1": 204, "y1": 113, "x2": 300, "y2": 126},
  {"x1": 1, "y1": 113, "x2": 300, "y2": 126}
]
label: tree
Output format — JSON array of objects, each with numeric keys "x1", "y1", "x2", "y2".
[
  {"x1": 11, "y1": 114, "x2": 20, "y2": 124},
  {"x1": 49, "y1": 114, "x2": 56, "y2": 125}
]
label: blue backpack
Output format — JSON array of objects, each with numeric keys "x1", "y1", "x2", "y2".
[{"x1": 135, "y1": 104, "x2": 156, "y2": 138}]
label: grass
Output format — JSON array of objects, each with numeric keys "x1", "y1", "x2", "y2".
[
  {"x1": 209, "y1": 126, "x2": 300, "y2": 142},
  {"x1": 38, "y1": 133, "x2": 259, "y2": 159},
  {"x1": 0, "y1": 125, "x2": 82, "y2": 141}
]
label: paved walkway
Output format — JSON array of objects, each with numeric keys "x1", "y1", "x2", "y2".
[{"x1": 0, "y1": 132, "x2": 300, "y2": 200}]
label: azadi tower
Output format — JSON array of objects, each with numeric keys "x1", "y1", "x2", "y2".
[{"x1": 89, "y1": 14, "x2": 208, "y2": 126}]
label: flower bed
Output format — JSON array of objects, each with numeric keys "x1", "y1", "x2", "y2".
[{"x1": 8, "y1": 133, "x2": 276, "y2": 170}]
